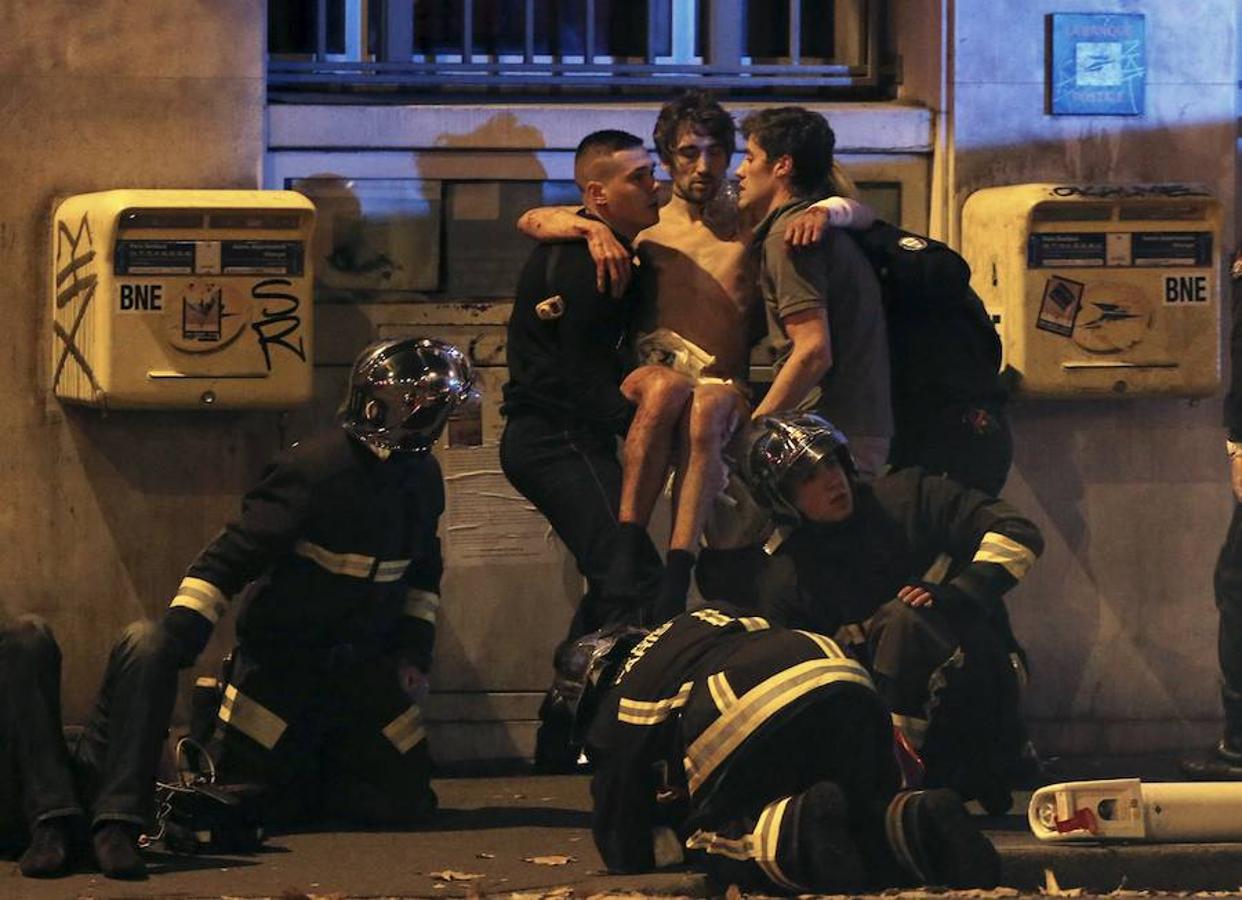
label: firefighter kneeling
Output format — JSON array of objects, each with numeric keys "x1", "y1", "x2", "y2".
[
  {"x1": 563, "y1": 611, "x2": 1001, "y2": 894},
  {"x1": 159, "y1": 337, "x2": 474, "y2": 830},
  {"x1": 698, "y1": 412, "x2": 1043, "y2": 814}
]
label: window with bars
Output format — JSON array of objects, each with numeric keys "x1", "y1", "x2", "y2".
[{"x1": 268, "y1": 0, "x2": 890, "y2": 97}]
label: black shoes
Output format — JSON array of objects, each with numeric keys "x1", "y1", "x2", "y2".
[
  {"x1": 885, "y1": 788, "x2": 1001, "y2": 889},
  {"x1": 18, "y1": 818, "x2": 71, "y2": 878},
  {"x1": 1181, "y1": 740, "x2": 1242, "y2": 780},
  {"x1": 92, "y1": 822, "x2": 146, "y2": 880},
  {"x1": 793, "y1": 781, "x2": 868, "y2": 893}
]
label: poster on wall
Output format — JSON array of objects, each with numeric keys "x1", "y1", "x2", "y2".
[{"x1": 1047, "y1": 13, "x2": 1145, "y2": 116}]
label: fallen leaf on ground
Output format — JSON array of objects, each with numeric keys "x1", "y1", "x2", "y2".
[
  {"x1": 1043, "y1": 868, "x2": 1083, "y2": 896},
  {"x1": 510, "y1": 888, "x2": 572, "y2": 900},
  {"x1": 523, "y1": 855, "x2": 577, "y2": 866},
  {"x1": 430, "y1": 870, "x2": 487, "y2": 881}
]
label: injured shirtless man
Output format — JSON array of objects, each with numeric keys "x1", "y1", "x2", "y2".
[{"x1": 518, "y1": 91, "x2": 869, "y2": 620}]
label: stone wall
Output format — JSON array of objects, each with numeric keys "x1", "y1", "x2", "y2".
[
  {"x1": 0, "y1": 2, "x2": 271, "y2": 719},
  {"x1": 949, "y1": 0, "x2": 1239, "y2": 752}
]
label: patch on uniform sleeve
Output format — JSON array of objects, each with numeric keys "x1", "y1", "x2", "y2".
[{"x1": 535, "y1": 295, "x2": 565, "y2": 320}]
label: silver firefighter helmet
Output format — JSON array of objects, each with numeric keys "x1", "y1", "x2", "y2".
[
  {"x1": 551, "y1": 624, "x2": 650, "y2": 743},
  {"x1": 339, "y1": 337, "x2": 475, "y2": 456},
  {"x1": 738, "y1": 411, "x2": 856, "y2": 522}
]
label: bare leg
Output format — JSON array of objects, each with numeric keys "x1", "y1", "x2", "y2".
[
  {"x1": 604, "y1": 366, "x2": 692, "y2": 609},
  {"x1": 618, "y1": 366, "x2": 693, "y2": 525},
  {"x1": 651, "y1": 384, "x2": 746, "y2": 621},
  {"x1": 670, "y1": 383, "x2": 746, "y2": 552}
]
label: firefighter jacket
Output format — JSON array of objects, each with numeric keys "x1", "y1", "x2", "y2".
[
  {"x1": 163, "y1": 428, "x2": 444, "y2": 671},
  {"x1": 586, "y1": 605, "x2": 880, "y2": 874},
  {"x1": 703, "y1": 467, "x2": 1043, "y2": 636}
]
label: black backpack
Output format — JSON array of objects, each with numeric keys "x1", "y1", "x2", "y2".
[{"x1": 846, "y1": 221, "x2": 1005, "y2": 413}]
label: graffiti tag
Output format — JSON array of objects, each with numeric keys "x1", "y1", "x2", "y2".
[
  {"x1": 53, "y1": 213, "x2": 102, "y2": 395},
  {"x1": 250, "y1": 278, "x2": 305, "y2": 371}
]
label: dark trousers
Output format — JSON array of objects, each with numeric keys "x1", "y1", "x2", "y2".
[
  {"x1": 0, "y1": 617, "x2": 178, "y2": 849},
  {"x1": 683, "y1": 686, "x2": 899, "y2": 894},
  {"x1": 1216, "y1": 502, "x2": 1242, "y2": 745},
  {"x1": 889, "y1": 401, "x2": 1013, "y2": 496},
  {"x1": 213, "y1": 645, "x2": 436, "y2": 829},
  {"x1": 866, "y1": 600, "x2": 1021, "y2": 812},
  {"x1": 500, "y1": 410, "x2": 646, "y2": 639}
]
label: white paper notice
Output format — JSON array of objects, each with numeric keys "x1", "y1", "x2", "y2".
[{"x1": 440, "y1": 443, "x2": 557, "y2": 565}]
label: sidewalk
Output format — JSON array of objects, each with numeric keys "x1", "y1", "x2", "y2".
[{"x1": 6, "y1": 766, "x2": 1242, "y2": 899}]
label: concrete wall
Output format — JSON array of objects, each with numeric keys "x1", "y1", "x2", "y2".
[
  {"x1": 948, "y1": 0, "x2": 1239, "y2": 753},
  {"x1": 0, "y1": 2, "x2": 272, "y2": 720}
]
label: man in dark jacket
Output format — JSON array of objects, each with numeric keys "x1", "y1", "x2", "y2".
[
  {"x1": 698, "y1": 412, "x2": 1043, "y2": 813},
  {"x1": 159, "y1": 337, "x2": 473, "y2": 828},
  {"x1": 1184, "y1": 249, "x2": 1242, "y2": 779},
  {"x1": 501, "y1": 129, "x2": 686, "y2": 767},
  {"x1": 573, "y1": 608, "x2": 1000, "y2": 894}
]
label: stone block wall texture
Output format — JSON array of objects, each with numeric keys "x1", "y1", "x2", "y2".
[{"x1": 0, "y1": 2, "x2": 271, "y2": 719}]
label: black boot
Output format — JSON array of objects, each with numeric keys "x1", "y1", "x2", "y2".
[
  {"x1": 1181, "y1": 687, "x2": 1242, "y2": 780},
  {"x1": 883, "y1": 789, "x2": 1000, "y2": 889},
  {"x1": 603, "y1": 523, "x2": 662, "y2": 610},
  {"x1": 649, "y1": 549, "x2": 695, "y2": 624},
  {"x1": 92, "y1": 822, "x2": 146, "y2": 880},
  {"x1": 533, "y1": 688, "x2": 584, "y2": 773},
  {"x1": 19, "y1": 817, "x2": 71, "y2": 878},
  {"x1": 791, "y1": 781, "x2": 867, "y2": 893}
]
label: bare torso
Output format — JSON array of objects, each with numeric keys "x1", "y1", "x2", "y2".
[{"x1": 634, "y1": 193, "x2": 758, "y2": 380}]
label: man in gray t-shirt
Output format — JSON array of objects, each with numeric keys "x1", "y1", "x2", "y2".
[{"x1": 737, "y1": 107, "x2": 892, "y2": 475}]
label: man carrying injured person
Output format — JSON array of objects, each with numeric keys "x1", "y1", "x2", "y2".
[{"x1": 559, "y1": 609, "x2": 1001, "y2": 894}]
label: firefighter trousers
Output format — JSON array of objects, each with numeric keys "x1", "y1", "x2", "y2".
[
  {"x1": 866, "y1": 599, "x2": 1022, "y2": 812},
  {"x1": 212, "y1": 644, "x2": 436, "y2": 829},
  {"x1": 682, "y1": 686, "x2": 899, "y2": 894}
]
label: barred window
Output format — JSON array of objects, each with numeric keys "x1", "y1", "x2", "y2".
[{"x1": 268, "y1": 0, "x2": 890, "y2": 98}]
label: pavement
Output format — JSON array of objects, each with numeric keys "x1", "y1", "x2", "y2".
[{"x1": 6, "y1": 758, "x2": 1242, "y2": 899}]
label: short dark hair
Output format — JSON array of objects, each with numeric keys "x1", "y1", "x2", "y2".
[
  {"x1": 573, "y1": 129, "x2": 646, "y2": 189},
  {"x1": 739, "y1": 107, "x2": 835, "y2": 198},
  {"x1": 652, "y1": 90, "x2": 736, "y2": 166}
]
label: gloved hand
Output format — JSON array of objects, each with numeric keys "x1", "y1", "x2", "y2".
[
  {"x1": 396, "y1": 658, "x2": 430, "y2": 705},
  {"x1": 895, "y1": 581, "x2": 978, "y2": 614},
  {"x1": 160, "y1": 606, "x2": 214, "y2": 668}
]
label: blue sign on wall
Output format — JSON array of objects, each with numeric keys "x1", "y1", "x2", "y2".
[{"x1": 1048, "y1": 13, "x2": 1145, "y2": 116}]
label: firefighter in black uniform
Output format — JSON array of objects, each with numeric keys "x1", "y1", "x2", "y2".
[
  {"x1": 1184, "y1": 250, "x2": 1242, "y2": 779},
  {"x1": 566, "y1": 608, "x2": 1000, "y2": 894},
  {"x1": 0, "y1": 616, "x2": 181, "y2": 879},
  {"x1": 158, "y1": 337, "x2": 473, "y2": 828},
  {"x1": 501, "y1": 129, "x2": 678, "y2": 767},
  {"x1": 698, "y1": 412, "x2": 1043, "y2": 813}
]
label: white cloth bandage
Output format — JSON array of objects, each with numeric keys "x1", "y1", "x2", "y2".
[
  {"x1": 635, "y1": 328, "x2": 718, "y2": 381},
  {"x1": 810, "y1": 195, "x2": 868, "y2": 228}
]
